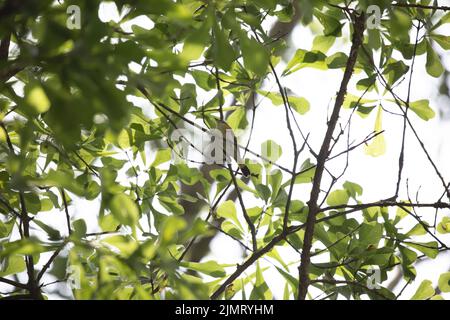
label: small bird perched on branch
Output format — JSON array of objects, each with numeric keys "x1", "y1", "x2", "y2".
[{"x1": 214, "y1": 119, "x2": 251, "y2": 177}]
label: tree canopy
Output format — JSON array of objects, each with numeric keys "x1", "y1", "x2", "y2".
[{"x1": 0, "y1": 0, "x2": 450, "y2": 300}]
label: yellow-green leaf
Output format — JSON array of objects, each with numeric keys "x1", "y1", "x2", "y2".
[
  {"x1": 258, "y1": 90, "x2": 310, "y2": 115},
  {"x1": 426, "y1": 41, "x2": 444, "y2": 78},
  {"x1": 152, "y1": 148, "x2": 172, "y2": 167},
  {"x1": 110, "y1": 194, "x2": 139, "y2": 227},
  {"x1": 411, "y1": 280, "x2": 435, "y2": 300},
  {"x1": 409, "y1": 100, "x2": 435, "y2": 121},
  {"x1": 283, "y1": 49, "x2": 327, "y2": 76},
  {"x1": 365, "y1": 107, "x2": 386, "y2": 157},
  {"x1": 250, "y1": 262, "x2": 272, "y2": 300},
  {"x1": 26, "y1": 85, "x2": 51, "y2": 113},
  {"x1": 326, "y1": 189, "x2": 349, "y2": 206},
  {"x1": 438, "y1": 272, "x2": 450, "y2": 293},
  {"x1": 437, "y1": 217, "x2": 450, "y2": 234},
  {"x1": 217, "y1": 200, "x2": 242, "y2": 229}
]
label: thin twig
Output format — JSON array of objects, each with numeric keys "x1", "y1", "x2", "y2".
[
  {"x1": 60, "y1": 188, "x2": 72, "y2": 236},
  {"x1": 228, "y1": 164, "x2": 257, "y2": 252}
]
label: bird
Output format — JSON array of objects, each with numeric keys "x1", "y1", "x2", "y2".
[{"x1": 214, "y1": 119, "x2": 251, "y2": 177}]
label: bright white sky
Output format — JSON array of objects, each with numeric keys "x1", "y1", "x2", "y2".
[{"x1": 2, "y1": 1, "x2": 450, "y2": 300}]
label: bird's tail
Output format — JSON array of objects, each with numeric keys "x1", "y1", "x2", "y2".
[{"x1": 239, "y1": 164, "x2": 251, "y2": 177}]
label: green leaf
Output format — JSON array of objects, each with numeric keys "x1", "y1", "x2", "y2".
[
  {"x1": 326, "y1": 189, "x2": 349, "y2": 207},
  {"x1": 217, "y1": 200, "x2": 242, "y2": 229},
  {"x1": 40, "y1": 170, "x2": 85, "y2": 196},
  {"x1": 73, "y1": 219, "x2": 87, "y2": 238},
  {"x1": 395, "y1": 205, "x2": 410, "y2": 223},
  {"x1": 315, "y1": 10, "x2": 342, "y2": 36},
  {"x1": 294, "y1": 158, "x2": 315, "y2": 184},
  {"x1": 239, "y1": 33, "x2": 269, "y2": 77},
  {"x1": 85, "y1": 181, "x2": 101, "y2": 200},
  {"x1": 399, "y1": 245, "x2": 418, "y2": 266},
  {"x1": 433, "y1": 12, "x2": 450, "y2": 30},
  {"x1": 411, "y1": 280, "x2": 435, "y2": 300},
  {"x1": 191, "y1": 70, "x2": 215, "y2": 91},
  {"x1": 288, "y1": 96, "x2": 310, "y2": 115},
  {"x1": 159, "y1": 195, "x2": 185, "y2": 215},
  {"x1": 0, "y1": 238, "x2": 53, "y2": 258},
  {"x1": 358, "y1": 222, "x2": 383, "y2": 247},
  {"x1": 109, "y1": 194, "x2": 140, "y2": 227},
  {"x1": 152, "y1": 148, "x2": 172, "y2": 167},
  {"x1": 33, "y1": 219, "x2": 61, "y2": 241},
  {"x1": 365, "y1": 107, "x2": 386, "y2": 157},
  {"x1": 406, "y1": 241, "x2": 439, "y2": 259},
  {"x1": 227, "y1": 107, "x2": 248, "y2": 130},
  {"x1": 0, "y1": 126, "x2": 6, "y2": 143},
  {"x1": 426, "y1": 40, "x2": 444, "y2": 78},
  {"x1": 210, "y1": 168, "x2": 231, "y2": 182},
  {"x1": 0, "y1": 255, "x2": 26, "y2": 277},
  {"x1": 269, "y1": 169, "x2": 283, "y2": 200},
  {"x1": 0, "y1": 219, "x2": 15, "y2": 238},
  {"x1": 102, "y1": 235, "x2": 138, "y2": 257},
  {"x1": 221, "y1": 220, "x2": 243, "y2": 240},
  {"x1": 250, "y1": 262, "x2": 272, "y2": 299},
  {"x1": 342, "y1": 93, "x2": 377, "y2": 109},
  {"x1": 382, "y1": 60, "x2": 409, "y2": 86},
  {"x1": 25, "y1": 84, "x2": 51, "y2": 114},
  {"x1": 409, "y1": 100, "x2": 435, "y2": 121},
  {"x1": 343, "y1": 181, "x2": 363, "y2": 198},
  {"x1": 99, "y1": 212, "x2": 121, "y2": 232},
  {"x1": 258, "y1": 90, "x2": 310, "y2": 114},
  {"x1": 275, "y1": 266, "x2": 298, "y2": 297},
  {"x1": 312, "y1": 35, "x2": 335, "y2": 53},
  {"x1": 437, "y1": 217, "x2": 450, "y2": 234},
  {"x1": 212, "y1": 18, "x2": 236, "y2": 71},
  {"x1": 179, "y1": 83, "x2": 197, "y2": 114},
  {"x1": 180, "y1": 21, "x2": 209, "y2": 62},
  {"x1": 161, "y1": 216, "x2": 186, "y2": 244},
  {"x1": 283, "y1": 49, "x2": 327, "y2": 76},
  {"x1": 431, "y1": 34, "x2": 450, "y2": 50},
  {"x1": 438, "y1": 272, "x2": 450, "y2": 293},
  {"x1": 256, "y1": 184, "x2": 271, "y2": 202},
  {"x1": 326, "y1": 52, "x2": 348, "y2": 69},
  {"x1": 225, "y1": 283, "x2": 236, "y2": 300},
  {"x1": 180, "y1": 260, "x2": 228, "y2": 278},
  {"x1": 356, "y1": 76, "x2": 376, "y2": 91},
  {"x1": 406, "y1": 223, "x2": 427, "y2": 237},
  {"x1": 283, "y1": 283, "x2": 290, "y2": 300},
  {"x1": 247, "y1": 207, "x2": 263, "y2": 224}
]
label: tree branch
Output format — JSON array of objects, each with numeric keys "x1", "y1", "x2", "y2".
[
  {"x1": 37, "y1": 242, "x2": 67, "y2": 283},
  {"x1": 393, "y1": 2, "x2": 450, "y2": 11},
  {"x1": 228, "y1": 164, "x2": 257, "y2": 252},
  {"x1": 60, "y1": 188, "x2": 72, "y2": 236},
  {"x1": 297, "y1": 12, "x2": 366, "y2": 300},
  {"x1": 0, "y1": 277, "x2": 28, "y2": 290}
]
